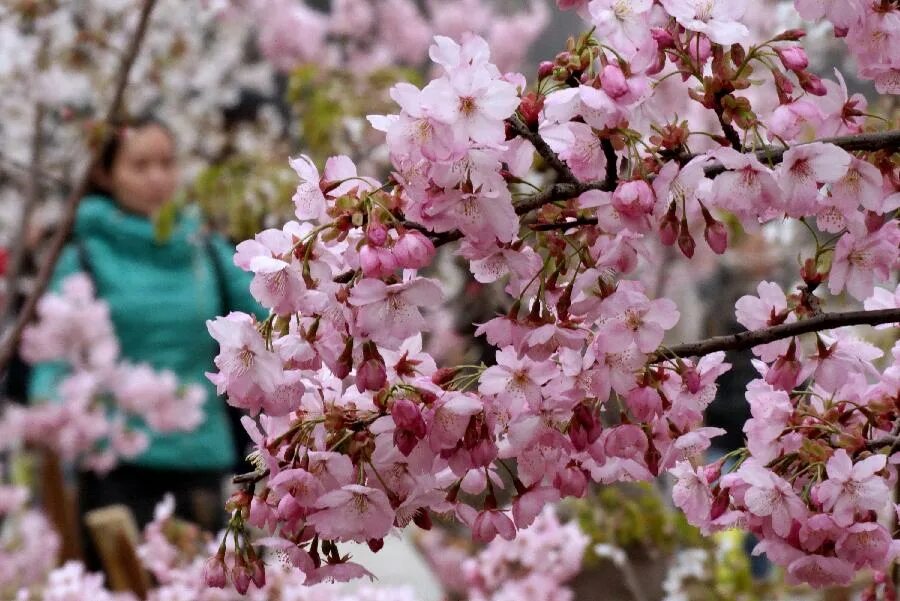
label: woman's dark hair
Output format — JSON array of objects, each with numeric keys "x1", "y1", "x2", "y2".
[{"x1": 86, "y1": 114, "x2": 174, "y2": 197}]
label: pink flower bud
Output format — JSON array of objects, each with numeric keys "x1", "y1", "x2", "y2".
[
  {"x1": 366, "y1": 219, "x2": 388, "y2": 247},
  {"x1": 232, "y1": 563, "x2": 251, "y2": 594},
  {"x1": 538, "y1": 60, "x2": 555, "y2": 79},
  {"x1": 360, "y1": 245, "x2": 399, "y2": 277},
  {"x1": 702, "y1": 461, "x2": 722, "y2": 483},
  {"x1": 765, "y1": 340, "x2": 801, "y2": 391},
  {"x1": 392, "y1": 398, "x2": 426, "y2": 436},
  {"x1": 553, "y1": 465, "x2": 588, "y2": 498},
  {"x1": 677, "y1": 219, "x2": 695, "y2": 258},
  {"x1": 776, "y1": 46, "x2": 809, "y2": 71},
  {"x1": 798, "y1": 71, "x2": 827, "y2": 96},
  {"x1": 613, "y1": 180, "x2": 655, "y2": 218},
  {"x1": 659, "y1": 206, "x2": 679, "y2": 246},
  {"x1": 250, "y1": 560, "x2": 266, "y2": 588},
  {"x1": 356, "y1": 357, "x2": 387, "y2": 392},
  {"x1": 203, "y1": 556, "x2": 227, "y2": 588},
  {"x1": 704, "y1": 219, "x2": 728, "y2": 254},
  {"x1": 650, "y1": 27, "x2": 675, "y2": 49},
  {"x1": 600, "y1": 64, "x2": 629, "y2": 99},
  {"x1": 393, "y1": 230, "x2": 436, "y2": 269}
]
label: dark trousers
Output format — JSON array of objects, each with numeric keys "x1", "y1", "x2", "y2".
[{"x1": 78, "y1": 465, "x2": 227, "y2": 570}]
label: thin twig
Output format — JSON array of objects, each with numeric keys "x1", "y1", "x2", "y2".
[
  {"x1": 507, "y1": 114, "x2": 577, "y2": 184},
  {"x1": 712, "y1": 92, "x2": 742, "y2": 151},
  {"x1": 648, "y1": 308, "x2": 900, "y2": 363},
  {"x1": 233, "y1": 468, "x2": 269, "y2": 484},
  {"x1": 529, "y1": 217, "x2": 599, "y2": 231},
  {"x1": 601, "y1": 137, "x2": 618, "y2": 189},
  {"x1": 0, "y1": 0, "x2": 159, "y2": 373}
]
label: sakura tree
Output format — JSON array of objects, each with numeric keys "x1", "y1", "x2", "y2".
[{"x1": 202, "y1": 0, "x2": 900, "y2": 594}]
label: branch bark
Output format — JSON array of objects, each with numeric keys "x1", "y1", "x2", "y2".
[
  {"x1": 649, "y1": 308, "x2": 900, "y2": 363},
  {"x1": 0, "y1": 0, "x2": 159, "y2": 373},
  {"x1": 507, "y1": 115, "x2": 577, "y2": 184},
  {"x1": 703, "y1": 129, "x2": 900, "y2": 177}
]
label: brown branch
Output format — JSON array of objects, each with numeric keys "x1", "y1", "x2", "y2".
[
  {"x1": 233, "y1": 468, "x2": 269, "y2": 484},
  {"x1": 703, "y1": 129, "x2": 900, "y2": 177},
  {"x1": 529, "y1": 216, "x2": 599, "y2": 231},
  {"x1": 712, "y1": 92, "x2": 742, "y2": 151},
  {"x1": 507, "y1": 114, "x2": 577, "y2": 184},
  {"x1": 0, "y1": 0, "x2": 159, "y2": 373},
  {"x1": 649, "y1": 308, "x2": 900, "y2": 363},
  {"x1": 601, "y1": 137, "x2": 618, "y2": 189}
]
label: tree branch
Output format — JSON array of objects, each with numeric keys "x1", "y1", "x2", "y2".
[
  {"x1": 649, "y1": 308, "x2": 900, "y2": 363},
  {"x1": 233, "y1": 468, "x2": 269, "y2": 484},
  {"x1": 712, "y1": 92, "x2": 742, "y2": 151},
  {"x1": 0, "y1": 0, "x2": 159, "y2": 373},
  {"x1": 529, "y1": 216, "x2": 599, "y2": 231},
  {"x1": 703, "y1": 129, "x2": 900, "y2": 177},
  {"x1": 601, "y1": 137, "x2": 618, "y2": 189},
  {"x1": 507, "y1": 114, "x2": 577, "y2": 184}
]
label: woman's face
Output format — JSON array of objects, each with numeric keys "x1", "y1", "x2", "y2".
[{"x1": 102, "y1": 124, "x2": 179, "y2": 216}]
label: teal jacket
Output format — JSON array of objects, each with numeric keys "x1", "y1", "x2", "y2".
[{"x1": 29, "y1": 194, "x2": 263, "y2": 471}]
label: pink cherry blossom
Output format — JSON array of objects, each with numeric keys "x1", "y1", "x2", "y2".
[
  {"x1": 348, "y1": 277, "x2": 443, "y2": 347},
  {"x1": 815, "y1": 450, "x2": 889, "y2": 527},
  {"x1": 660, "y1": 0, "x2": 750, "y2": 45},
  {"x1": 307, "y1": 485, "x2": 394, "y2": 542}
]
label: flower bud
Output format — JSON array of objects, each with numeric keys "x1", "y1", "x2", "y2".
[
  {"x1": 659, "y1": 204, "x2": 679, "y2": 246},
  {"x1": 776, "y1": 46, "x2": 809, "y2": 71},
  {"x1": 393, "y1": 230, "x2": 436, "y2": 269},
  {"x1": 232, "y1": 563, "x2": 252, "y2": 595},
  {"x1": 798, "y1": 71, "x2": 827, "y2": 96},
  {"x1": 677, "y1": 218, "x2": 695, "y2": 258},
  {"x1": 704, "y1": 218, "x2": 728, "y2": 254},
  {"x1": 356, "y1": 357, "x2": 387, "y2": 392},
  {"x1": 773, "y1": 28, "x2": 806, "y2": 41},
  {"x1": 600, "y1": 64, "x2": 629, "y2": 99},
  {"x1": 518, "y1": 92, "x2": 545, "y2": 129},
  {"x1": 650, "y1": 27, "x2": 675, "y2": 49},
  {"x1": 366, "y1": 218, "x2": 388, "y2": 247},
  {"x1": 250, "y1": 560, "x2": 266, "y2": 588},
  {"x1": 538, "y1": 60, "x2": 555, "y2": 80},
  {"x1": 553, "y1": 465, "x2": 588, "y2": 498},
  {"x1": 359, "y1": 244, "x2": 398, "y2": 277},
  {"x1": 203, "y1": 556, "x2": 227, "y2": 588}
]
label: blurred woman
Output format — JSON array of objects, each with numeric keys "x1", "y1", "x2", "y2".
[{"x1": 28, "y1": 116, "x2": 262, "y2": 557}]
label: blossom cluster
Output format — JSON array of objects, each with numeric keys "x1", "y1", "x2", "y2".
[
  {"x1": 793, "y1": 0, "x2": 900, "y2": 94},
  {"x1": 673, "y1": 284, "x2": 900, "y2": 590},
  {"x1": 8, "y1": 494, "x2": 425, "y2": 601},
  {"x1": 2, "y1": 274, "x2": 204, "y2": 472},
  {"x1": 198, "y1": 0, "x2": 900, "y2": 593}
]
